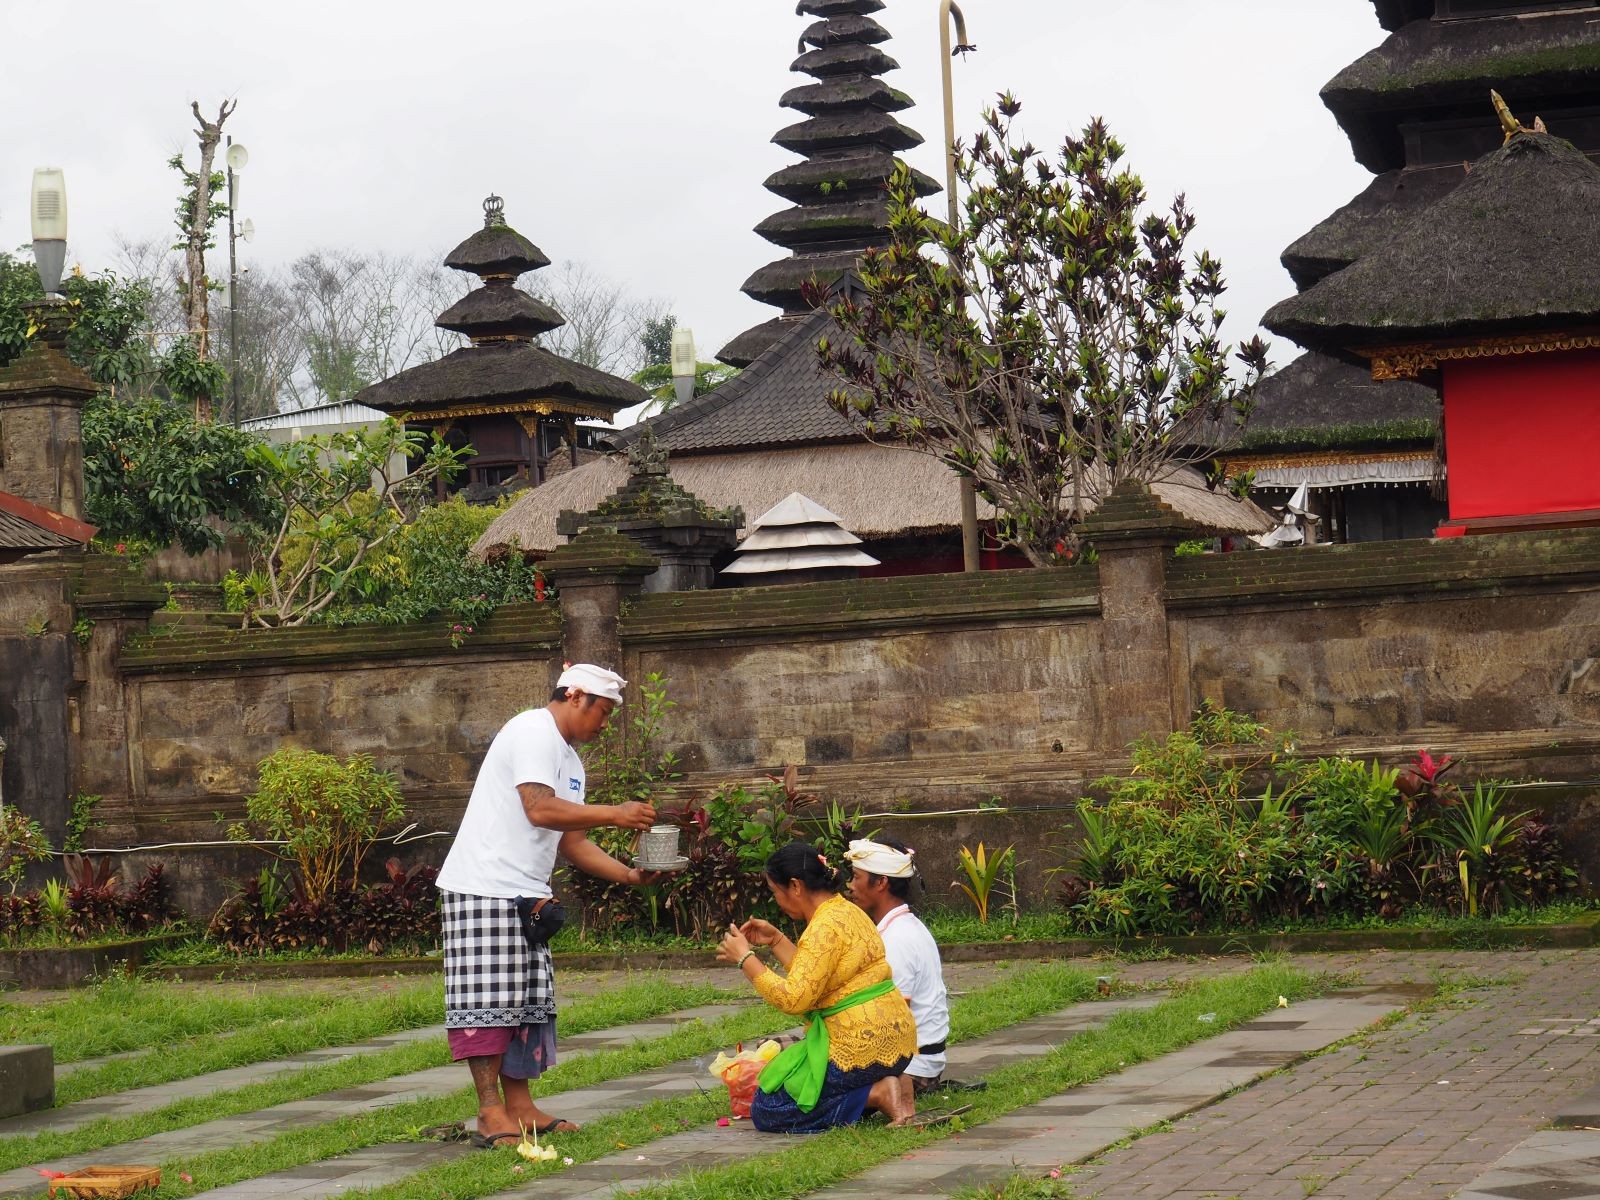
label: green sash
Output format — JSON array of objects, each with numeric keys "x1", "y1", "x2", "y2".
[{"x1": 757, "y1": 977, "x2": 896, "y2": 1112}]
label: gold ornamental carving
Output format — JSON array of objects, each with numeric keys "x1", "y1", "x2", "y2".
[
  {"x1": 391, "y1": 398, "x2": 611, "y2": 423},
  {"x1": 1366, "y1": 330, "x2": 1600, "y2": 381}
]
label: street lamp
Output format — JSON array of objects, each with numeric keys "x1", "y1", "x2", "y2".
[
  {"x1": 30, "y1": 168, "x2": 68, "y2": 296},
  {"x1": 939, "y1": 2, "x2": 980, "y2": 572},
  {"x1": 225, "y1": 138, "x2": 250, "y2": 424},
  {"x1": 670, "y1": 327, "x2": 697, "y2": 410}
]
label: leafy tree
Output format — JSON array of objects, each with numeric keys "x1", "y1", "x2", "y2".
[
  {"x1": 0, "y1": 253, "x2": 154, "y2": 392},
  {"x1": 172, "y1": 98, "x2": 236, "y2": 416},
  {"x1": 234, "y1": 420, "x2": 468, "y2": 627},
  {"x1": 639, "y1": 314, "x2": 675, "y2": 369},
  {"x1": 311, "y1": 495, "x2": 547, "y2": 629},
  {"x1": 81, "y1": 394, "x2": 277, "y2": 553},
  {"x1": 816, "y1": 97, "x2": 1269, "y2": 564}
]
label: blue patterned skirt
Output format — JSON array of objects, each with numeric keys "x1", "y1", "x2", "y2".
[{"x1": 750, "y1": 1056, "x2": 910, "y2": 1134}]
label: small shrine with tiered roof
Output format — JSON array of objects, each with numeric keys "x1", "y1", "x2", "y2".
[
  {"x1": 358, "y1": 197, "x2": 646, "y2": 495},
  {"x1": 718, "y1": 0, "x2": 939, "y2": 367}
]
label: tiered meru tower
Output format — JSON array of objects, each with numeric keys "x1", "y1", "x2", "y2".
[
  {"x1": 718, "y1": 0, "x2": 940, "y2": 368},
  {"x1": 359, "y1": 198, "x2": 644, "y2": 496},
  {"x1": 1233, "y1": 0, "x2": 1600, "y2": 543}
]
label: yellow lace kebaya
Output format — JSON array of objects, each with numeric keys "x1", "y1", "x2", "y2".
[{"x1": 751, "y1": 894, "x2": 916, "y2": 1073}]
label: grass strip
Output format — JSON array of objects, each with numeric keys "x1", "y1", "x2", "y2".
[
  {"x1": 0, "y1": 978, "x2": 732, "y2": 1174},
  {"x1": 261, "y1": 964, "x2": 1321, "y2": 1200},
  {"x1": 101, "y1": 962, "x2": 1106, "y2": 1200},
  {"x1": 0, "y1": 974, "x2": 444, "y2": 1063},
  {"x1": 55, "y1": 980, "x2": 448, "y2": 1105}
]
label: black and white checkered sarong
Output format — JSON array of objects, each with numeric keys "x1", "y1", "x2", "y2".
[{"x1": 442, "y1": 890, "x2": 556, "y2": 1028}]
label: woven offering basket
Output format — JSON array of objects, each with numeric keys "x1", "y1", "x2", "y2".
[{"x1": 48, "y1": 1167, "x2": 161, "y2": 1199}]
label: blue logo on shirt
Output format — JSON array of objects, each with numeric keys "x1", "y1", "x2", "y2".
[{"x1": 569, "y1": 778, "x2": 582, "y2": 793}]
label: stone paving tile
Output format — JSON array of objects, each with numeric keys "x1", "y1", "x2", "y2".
[
  {"x1": 1451, "y1": 1128, "x2": 1600, "y2": 1200},
  {"x1": 0, "y1": 1003, "x2": 751, "y2": 1199},
  {"x1": 1056, "y1": 948, "x2": 1600, "y2": 1200},
  {"x1": 179, "y1": 995, "x2": 1164, "y2": 1200}
]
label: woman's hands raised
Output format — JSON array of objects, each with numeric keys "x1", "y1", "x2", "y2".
[
  {"x1": 738, "y1": 918, "x2": 781, "y2": 946},
  {"x1": 716, "y1": 923, "x2": 753, "y2": 965}
]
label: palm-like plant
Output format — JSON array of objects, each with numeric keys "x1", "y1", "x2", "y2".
[
  {"x1": 1427, "y1": 783, "x2": 1527, "y2": 915},
  {"x1": 953, "y1": 842, "x2": 1015, "y2": 924}
]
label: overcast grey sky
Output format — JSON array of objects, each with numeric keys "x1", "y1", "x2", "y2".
[{"x1": 0, "y1": 1, "x2": 1380, "y2": 377}]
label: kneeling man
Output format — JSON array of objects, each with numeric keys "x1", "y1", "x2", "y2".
[{"x1": 845, "y1": 837, "x2": 950, "y2": 1099}]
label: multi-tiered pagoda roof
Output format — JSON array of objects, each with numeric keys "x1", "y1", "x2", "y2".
[
  {"x1": 360, "y1": 198, "x2": 644, "y2": 422},
  {"x1": 718, "y1": 0, "x2": 939, "y2": 368},
  {"x1": 1238, "y1": 0, "x2": 1600, "y2": 533}
]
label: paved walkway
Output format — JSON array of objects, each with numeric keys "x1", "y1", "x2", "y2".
[
  {"x1": 802, "y1": 986, "x2": 1416, "y2": 1200},
  {"x1": 1059, "y1": 948, "x2": 1600, "y2": 1200}
]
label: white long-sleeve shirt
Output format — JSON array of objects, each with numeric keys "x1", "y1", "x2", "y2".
[{"x1": 877, "y1": 904, "x2": 949, "y2": 1080}]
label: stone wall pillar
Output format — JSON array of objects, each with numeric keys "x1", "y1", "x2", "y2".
[
  {"x1": 541, "y1": 528, "x2": 658, "y2": 680},
  {"x1": 1080, "y1": 482, "x2": 1199, "y2": 751},
  {"x1": 0, "y1": 300, "x2": 98, "y2": 521}
]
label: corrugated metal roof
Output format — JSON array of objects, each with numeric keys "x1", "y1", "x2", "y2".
[
  {"x1": 0, "y1": 490, "x2": 96, "y2": 551},
  {"x1": 237, "y1": 401, "x2": 390, "y2": 432}
]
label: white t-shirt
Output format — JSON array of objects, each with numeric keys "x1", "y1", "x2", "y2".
[
  {"x1": 878, "y1": 904, "x2": 949, "y2": 1079},
  {"x1": 436, "y1": 708, "x2": 585, "y2": 899}
]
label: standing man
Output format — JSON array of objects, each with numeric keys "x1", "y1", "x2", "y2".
[
  {"x1": 844, "y1": 837, "x2": 950, "y2": 1100},
  {"x1": 436, "y1": 663, "x2": 659, "y2": 1147}
]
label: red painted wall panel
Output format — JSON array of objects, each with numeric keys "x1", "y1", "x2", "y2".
[{"x1": 1442, "y1": 349, "x2": 1600, "y2": 520}]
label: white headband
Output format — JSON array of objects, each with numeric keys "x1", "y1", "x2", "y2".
[
  {"x1": 845, "y1": 838, "x2": 915, "y2": 879},
  {"x1": 555, "y1": 663, "x2": 626, "y2": 704}
]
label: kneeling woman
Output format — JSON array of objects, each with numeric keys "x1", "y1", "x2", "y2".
[{"x1": 718, "y1": 842, "x2": 917, "y2": 1132}]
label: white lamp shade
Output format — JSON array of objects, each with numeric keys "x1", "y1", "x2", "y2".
[
  {"x1": 31, "y1": 168, "x2": 67, "y2": 240},
  {"x1": 670, "y1": 327, "x2": 696, "y2": 376},
  {"x1": 225, "y1": 143, "x2": 249, "y2": 172}
]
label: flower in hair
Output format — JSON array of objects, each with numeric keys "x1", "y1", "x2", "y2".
[{"x1": 817, "y1": 853, "x2": 830, "y2": 869}]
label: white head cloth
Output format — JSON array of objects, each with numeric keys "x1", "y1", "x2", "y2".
[
  {"x1": 845, "y1": 838, "x2": 915, "y2": 879},
  {"x1": 556, "y1": 663, "x2": 626, "y2": 704}
]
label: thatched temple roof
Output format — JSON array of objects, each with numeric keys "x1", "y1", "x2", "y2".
[
  {"x1": 1324, "y1": 9, "x2": 1600, "y2": 171},
  {"x1": 1281, "y1": 163, "x2": 1465, "y2": 290},
  {"x1": 718, "y1": 0, "x2": 938, "y2": 368},
  {"x1": 1241, "y1": 352, "x2": 1438, "y2": 451},
  {"x1": 1371, "y1": 0, "x2": 1430, "y2": 33},
  {"x1": 359, "y1": 199, "x2": 646, "y2": 420},
  {"x1": 1266, "y1": 132, "x2": 1600, "y2": 353},
  {"x1": 472, "y1": 444, "x2": 1270, "y2": 558}
]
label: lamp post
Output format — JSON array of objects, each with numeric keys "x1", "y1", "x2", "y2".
[
  {"x1": 670, "y1": 327, "x2": 697, "y2": 410},
  {"x1": 224, "y1": 138, "x2": 250, "y2": 424},
  {"x1": 30, "y1": 168, "x2": 68, "y2": 297},
  {"x1": 939, "y1": 2, "x2": 981, "y2": 573}
]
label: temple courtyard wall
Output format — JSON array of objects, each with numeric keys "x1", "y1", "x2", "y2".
[{"x1": 3, "y1": 527, "x2": 1600, "y2": 916}]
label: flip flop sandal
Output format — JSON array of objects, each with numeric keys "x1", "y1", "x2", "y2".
[
  {"x1": 536, "y1": 1117, "x2": 579, "y2": 1135},
  {"x1": 418, "y1": 1122, "x2": 469, "y2": 1143},
  {"x1": 902, "y1": 1104, "x2": 973, "y2": 1130},
  {"x1": 470, "y1": 1130, "x2": 524, "y2": 1150}
]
